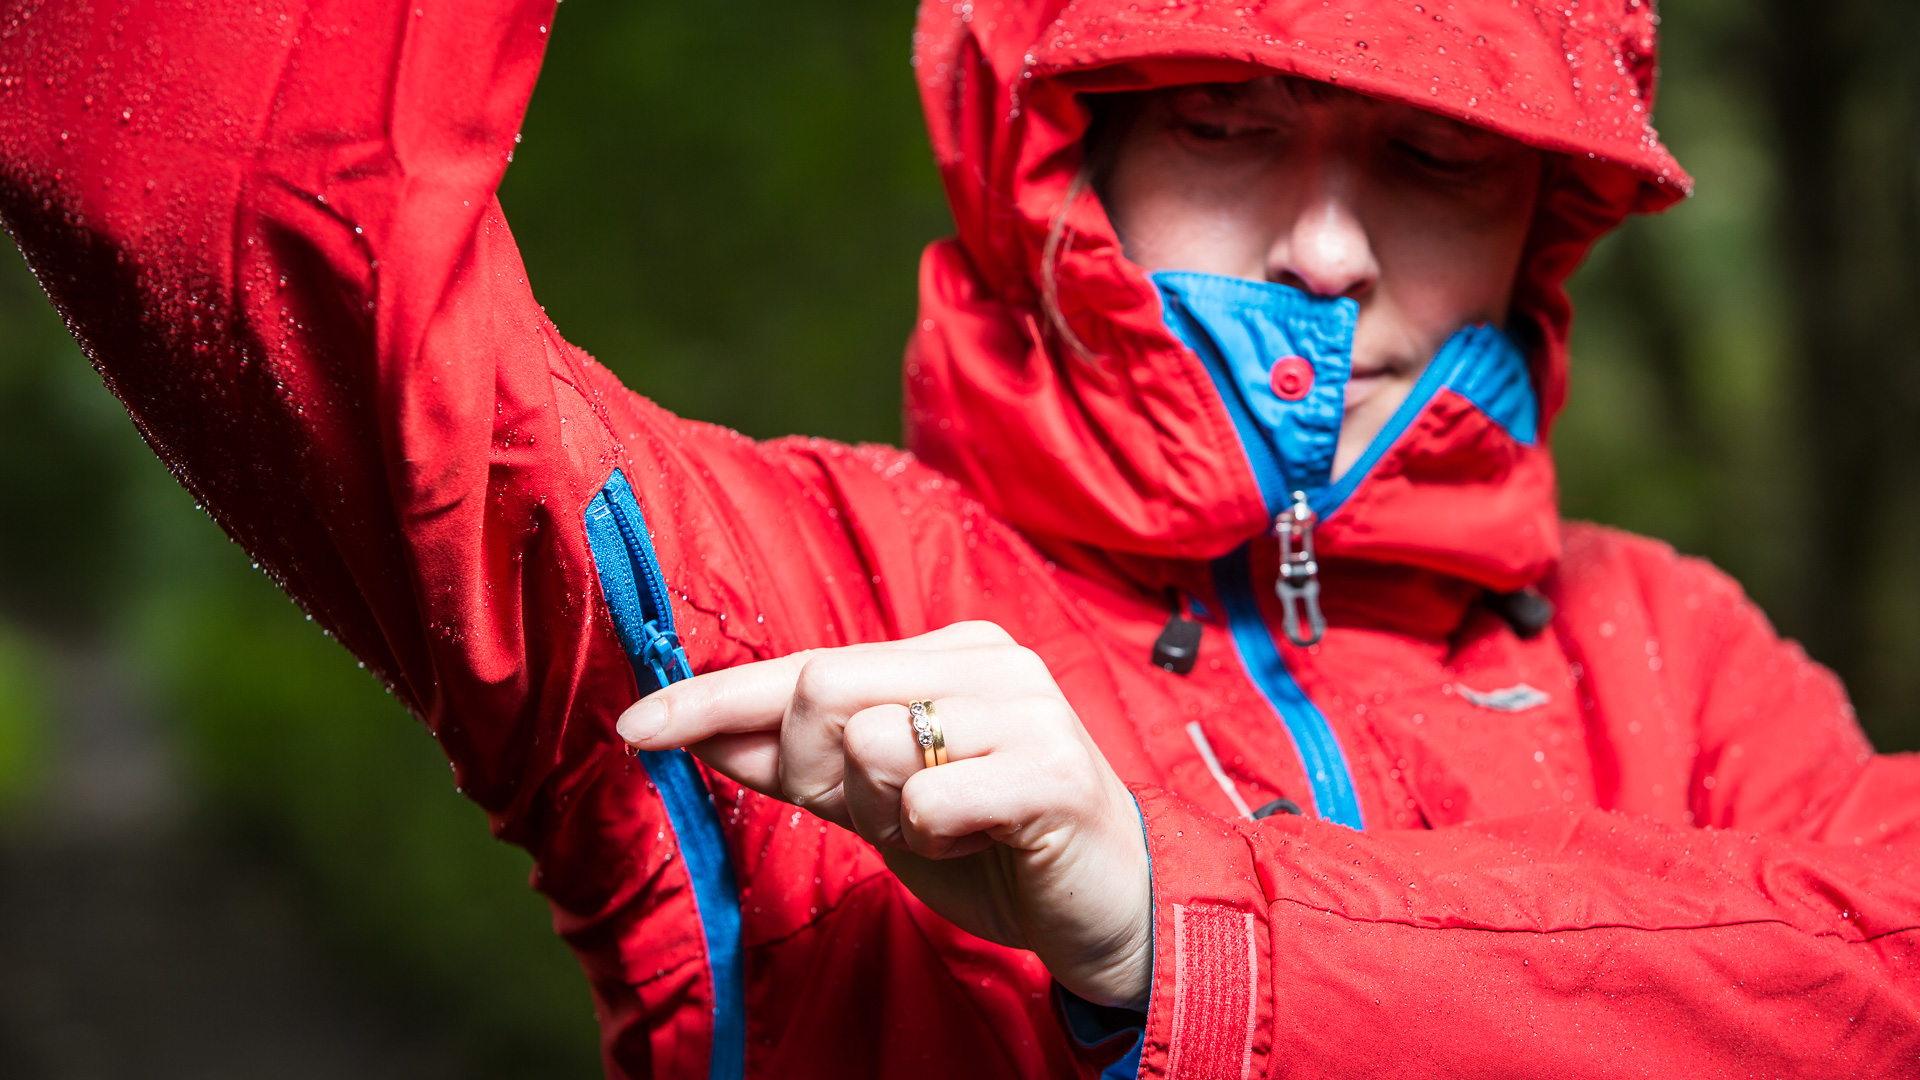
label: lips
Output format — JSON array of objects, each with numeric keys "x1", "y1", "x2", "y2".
[{"x1": 1344, "y1": 367, "x2": 1396, "y2": 408}]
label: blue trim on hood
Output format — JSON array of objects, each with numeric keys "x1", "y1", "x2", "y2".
[
  {"x1": 584, "y1": 469, "x2": 744, "y2": 1080},
  {"x1": 1154, "y1": 271, "x2": 1355, "y2": 518},
  {"x1": 1151, "y1": 270, "x2": 1536, "y2": 521}
]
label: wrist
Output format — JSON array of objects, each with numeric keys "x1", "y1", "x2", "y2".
[
  {"x1": 1109, "y1": 786, "x2": 1154, "y2": 1010},
  {"x1": 1051, "y1": 782, "x2": 1154, "y2": 1008},
  {"x1": 1129, "y1": 784, "x2": 1275, "y2": 1080}
]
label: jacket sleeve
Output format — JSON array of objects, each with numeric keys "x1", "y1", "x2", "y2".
[
  {"x1": 0, "y1": 3, "x2": 1080, "y2": 1078},
  {"x1": 1126, "y1": 543, "x2": 1920, "y2": 1078}
]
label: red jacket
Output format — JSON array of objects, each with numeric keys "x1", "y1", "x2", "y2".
[{"x1": 4, "y1": 0, "x2": 1918, "y2": 1077}]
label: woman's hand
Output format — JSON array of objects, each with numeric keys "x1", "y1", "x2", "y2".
[{"x1": 616, "y1": 621, "x2": 1152, "y2": 1009}]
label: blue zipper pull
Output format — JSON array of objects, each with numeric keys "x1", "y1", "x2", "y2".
[
  {"x1": 1274, "y1": 490, "x2": 1326, "y2": 647},
  {"x1": 640, "y1": 624, "x2": 693, "y2": 690}
]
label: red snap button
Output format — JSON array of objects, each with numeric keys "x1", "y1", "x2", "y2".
[{"x1": 1270, "y1": 355, "x2": 1315, "y2": 401}]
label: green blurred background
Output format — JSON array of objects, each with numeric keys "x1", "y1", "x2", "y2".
[{"x1": 0, "y1": 0, "x2": 1912, "y2": 1074}]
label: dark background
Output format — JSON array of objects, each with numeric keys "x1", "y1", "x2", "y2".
[{"x1": 0, "y1": 0, "x2": 1913, "y2": 1074}]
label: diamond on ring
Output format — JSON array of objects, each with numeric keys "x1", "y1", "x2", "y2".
[
  {"x1": 909, "y1": 701, "x2": 935, "y2": 747},
  {"x1": 906, "y1": 700, "x2": 946, "y2": 767}
]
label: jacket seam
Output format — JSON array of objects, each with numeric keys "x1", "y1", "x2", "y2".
[
  {"x1": 740, "y1": 867, "x2": 897, "y2": 952},
  {"x1": 1266, "y1": 896, "x2": 1920, "y2": 944}
]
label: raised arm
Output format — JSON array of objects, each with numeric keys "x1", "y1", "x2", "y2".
[
  {"x1": 0, "y1": 1, "x2": 947, "y2": 1076},
  {"x1": 0, "y1": 0, "x2": 625, "y2": 787}
]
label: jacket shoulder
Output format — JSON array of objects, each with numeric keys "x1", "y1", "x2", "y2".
[
  {"x1": 1549, "y1": 520, "x2": 1788, "y2": 729},
  {"x1": 1554, "y1": 520, "x2": 1756, "y2": 626}
]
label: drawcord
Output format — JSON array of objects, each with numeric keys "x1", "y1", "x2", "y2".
[{"x1": 1150, "y1": 587, "x2": 1203, "y2": 674}]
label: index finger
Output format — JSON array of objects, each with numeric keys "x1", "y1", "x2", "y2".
[
  {"x1": 616, "y1": 620, "x2": 1013, "y2": 750},
  {"x1": 616, "y1": 650, "x2": 810, "y2": 750}
]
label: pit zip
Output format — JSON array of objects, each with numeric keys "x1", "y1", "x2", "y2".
[
  {"x1": 1156, "y1": 271, "x2": 1539, "y2": 831},
  {"x1": 583, "y1": 469, "x2": 745, "y2": 1080}
]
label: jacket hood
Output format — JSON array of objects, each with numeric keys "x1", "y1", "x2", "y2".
[{"x1": 902, "y1": 0, "x2": 1688, "y2": 589}]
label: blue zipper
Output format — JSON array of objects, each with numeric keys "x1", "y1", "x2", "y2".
[
  {"x1": 1209, "y1": 326, "x2": 1529, "y2": 828},
  {"x1": 583, "y1": 469, "x2": 745, "y2": 1080},
  {"x1": 1212, "y1": 546, "x2": 1365, "y2": 829},
  {"x1": 1153, "y1": 273, "x2": 1369, "y2": 829},
  {"x1": 1158, "y1": 273, "x2": 1537, "y2": 832}
]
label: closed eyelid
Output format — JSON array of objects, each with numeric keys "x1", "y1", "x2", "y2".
[
  {"x1": 1164, "y1": 87, "x2": 1297, "y2": 125},
  {"x1": 1392, "y1": 116, "x2": 1510, "y2": 154},
  {"x1": 1166, "y1": 102, "x2": 1293, "y2": 135},
  {"x1": 1395, "y1": 135, "x2": 1483, "y2": 159}
]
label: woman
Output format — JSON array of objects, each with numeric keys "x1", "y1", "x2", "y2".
[{"x1": 2, "y1": 0, "x2": 1915, "y2": 1077}]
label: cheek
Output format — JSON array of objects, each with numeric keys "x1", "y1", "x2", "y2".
[
  {"x1": 1101, "y1": 139, "x2": 1290, "y2": 278},
  {"x1": 1366, "y1": 176, "x2": 1537, "y2": 328}
]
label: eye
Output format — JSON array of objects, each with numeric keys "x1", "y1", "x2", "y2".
[
  {"x1": 1179, "y1": 118, "x2": 1271, "y2": 141},
  {"x1": 1163, "y1": 88, "x2": 1283, "y2": 145},
  {"x1": 1181, "y1": 119, "x2": 1235, "y2": 141},
  {"x1": 1391, "y1": 138, "x2": 1490, "y2": 176},
  {"x1": 1170, "y1": 108, "x2": 1283, "y2": 146}
]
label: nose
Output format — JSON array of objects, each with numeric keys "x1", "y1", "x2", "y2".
[{"x1": 1269, "y1": 196, "x2": 1379, "y2": 300}]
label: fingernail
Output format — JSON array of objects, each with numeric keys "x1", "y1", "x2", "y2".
[{"x1": 616, "y1": 698, "x2": 670, "y2": 748}]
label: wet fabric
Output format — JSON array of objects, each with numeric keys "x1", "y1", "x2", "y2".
[{"x1": 4, "y1": 1, "x2": 1919, "y2": 1078}]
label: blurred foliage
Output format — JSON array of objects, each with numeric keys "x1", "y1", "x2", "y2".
[
  {"x1": 134, "y1": 563, "x2": 602, "y2": 1076},
  {"x1": 1558, "y1": 0, "x2": 1920, "y2": 750},
  {"x1": 0, "y1": 235, "x2": 599, "y2": 1077},
  {"x1": 501, "y1": 0, "x2": 949, "y2": 445},
  {"x1": 0, "y1": 622, "x2": 48, "y2": 811},
  {"x1": 0, "y1": 0, "x2": 1913, "y2": 1072}
]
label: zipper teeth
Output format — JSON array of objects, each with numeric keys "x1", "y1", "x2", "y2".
[
  {"x1": 1213, "y1": 547, "x2": 1366, "y2": 830},
  {"x1": 603, "y1": 476, "x2": 675, "y2": 630}
]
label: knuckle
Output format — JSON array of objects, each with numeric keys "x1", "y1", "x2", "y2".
[
  {"x1": 954, "y1": 619, "x2": 1015, "y2": 645},
  {"x1": 792, "y1": 655, "x2": 849, "y2": 709},
  {"x1": 1016, "y1": 693, "x2": 1076, "y2": 731},
  {"x1": 1068, "y1": 760, "x2": 1107, "y2": 803},
  {"x1": 841, "y1": 710, "x2": 891, "y2": 764},
  {"x1": 1018, "y1": 710, "x2": 1097, "y2": 788},
  {"x1": 997, "y1": 645, "x2": 1050, "y2": 682},
  {"x1": 1034, "y1": 742, "x2": 1087, "y2": 785}
]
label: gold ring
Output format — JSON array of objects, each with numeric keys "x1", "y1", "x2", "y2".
[{"x1": 907, "y1": 700, "x2": 947, "y2": 768}]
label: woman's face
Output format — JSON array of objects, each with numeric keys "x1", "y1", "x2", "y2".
[{"x1": 1096, "y1": 78, "x2": 1544, "y2": 478}]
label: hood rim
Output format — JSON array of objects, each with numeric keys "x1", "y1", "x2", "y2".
[{"x1": 902, "y1": 0, "x2": 1683, "y2": 567}]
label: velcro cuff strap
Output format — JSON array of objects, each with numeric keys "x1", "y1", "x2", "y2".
[
  {"x1": 1168, "y1": 905, "x2": 1258, "y2": 1079},
  {"x1": 1131, "y1": 785, "x2": 1271, "y2": 1080}
]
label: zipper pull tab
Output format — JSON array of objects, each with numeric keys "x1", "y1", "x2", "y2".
[{"x1": 1274, "y1": 490, "x2": 1326, "y2": 647}]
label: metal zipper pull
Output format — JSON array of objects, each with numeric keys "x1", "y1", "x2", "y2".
[{"x1": 1274, "y1": 489, "x2": 1326, "y2": 646}]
